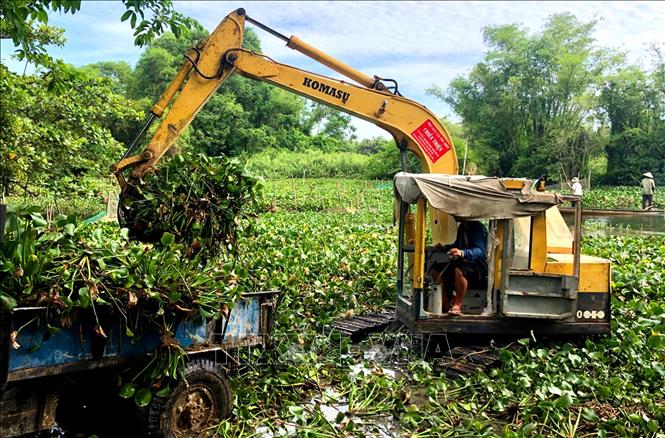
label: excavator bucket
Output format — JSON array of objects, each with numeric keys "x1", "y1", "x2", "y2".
[{"x1": 114, "y1": 10, "x2": 247, "y2": 236}]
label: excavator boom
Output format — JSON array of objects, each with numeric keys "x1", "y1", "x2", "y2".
[
  {"x1": 114, "y1": 8, "x2": 457, "y2": 178},
  {"x1": 113, "y1": 8, "x2": 458, "y2": 241}
]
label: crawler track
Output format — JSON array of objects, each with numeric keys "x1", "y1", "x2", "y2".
[
  {"x1": 435, "y1": 345, "x2": 504, "y2": 378},
  {"x1": 332, "y1": 310, "x2": 513, "y2": 377},
  {"x1": 330, "y1": 308, "x2": 396, "y2": 341}
]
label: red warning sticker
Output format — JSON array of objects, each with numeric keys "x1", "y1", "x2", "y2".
[{"x1": 410, "y1": 119, "x2": 452, "y2": 163}]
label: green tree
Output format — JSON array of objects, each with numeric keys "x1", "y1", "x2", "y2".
[
  {"x1": 79, "y1": 61, "x2": 133, "y2": 96},
  {"x1": 129, "y1": 24, "x2": 258, "y2": 102},
  {"x1": 129, "y1": 27, "x2": 209, "y2": 101},
  {"x1": 0, "y1": 65, "x2": 144, "y2": 197},
  {"x1": 356, "y1": 137, "x2": 389, "y2": 155},
  {"x1": 131, "y1": 47, "x2": 178, "y2": 100},
  {"x1": 434, "y1": 13, "x2": 618, "y2": 180},
  {"x1": 302, "y1": 103, "x2": 356, "y2": 141},
  {"x1": 600, "y1": 46, "x2": 665, "y2": 184},
  {"x1": 0, "y1": 1, "x2": 197, "y2": 67},
  {"x1": 1, "y1": 1, "x2": 198, "y2": 94}
]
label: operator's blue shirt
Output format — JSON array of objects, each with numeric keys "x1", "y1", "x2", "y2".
[{"x1": 444, "y1": 221, "x2": 488, "y2": 263}]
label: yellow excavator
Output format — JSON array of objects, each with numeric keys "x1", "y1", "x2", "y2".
[{"x1": 113, "y1": 8, "x2": 611, "y2": 340}]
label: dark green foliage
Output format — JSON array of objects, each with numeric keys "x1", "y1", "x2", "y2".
[
  {"x1": 0, "y1": 0, "x2": 81, "y2": 71},
  {"x1": 211, "y1": 179, "x2": 665, "y2": 436},
  {"x1": 118, "y1": 0, "x2": 199, "y2": 47},
  {"x1": 438, "y1": 14, "x2": 616, "y2": 179},
  {"x1": 603, "y1": 128, "x2": 665, "y2": 185},
  {"x1": 79, "y1": 61, "x2": 134, "y2": 96},
  {"x1": 130, "y1": 27, "x2": 208, "y2": 101},
  {"x1": 0, "y1": 0, "x2": 198, "y2": 92},
  {"x1": 131, "y1": 46, "x2": 179, "y2": 101},
  {"x1": 188, "y1": 85, "x2": 304, "y2": 156},
  {"x1": 6, "y1": 175, "x2": 115, "y2": 220},
  {"x1": 438, "y1": 16, "x2": 663, "y2": 183},
  {"x1": 0, "y1": 65, "x2": 144, "y2": 197},
  {"x1": 363, "y1": 140, "x2": 425, "y2": 178},
  {"x1": 3, "y1": 174, "x2": 664, "y2": 434},
  {"x1": 302, "y1": 103, "x2": 357, "y2": 142},
  {"x1": 120, "y1": 153, "x2": 261, "y2": 256},
  {"x1": 599, "y1": 53, "x2": 665, "y2": 184}
]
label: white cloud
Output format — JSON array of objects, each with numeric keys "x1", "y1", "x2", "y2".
[
  {"x1": 177, "y1": 1, "x2": 664, "y2": 62},
  {"x1": 3, "y1": 0, "x2": 661, "y2": 140}
]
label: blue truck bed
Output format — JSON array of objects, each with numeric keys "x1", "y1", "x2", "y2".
[
  {"x1": 2, "y1": 291, "x2": 279, "y2": 383},
  {"x1": 0, "y1": 291, "x2": 279, "y2": 437}
]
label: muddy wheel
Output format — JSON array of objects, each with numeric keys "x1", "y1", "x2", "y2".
[{"x1": 145, "y1": 359, "x2": 232, "y2": 437}]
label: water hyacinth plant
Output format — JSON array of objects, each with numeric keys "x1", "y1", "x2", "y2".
[
  {"x1": 212, "y1": 179, "x2": 665, "y2": 437},
  {"x1": 118, "y1": 152, "x2": 262, "y2": 256},
  {"x1": 1, "y1": 154, "x2": 262, "y2": 402},
  {"x1": 0, "y1": 208, "x2": 245, "y2": 329}
]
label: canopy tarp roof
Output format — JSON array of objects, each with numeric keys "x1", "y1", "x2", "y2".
[{"x1": 394, "y1": 173, "x2": 563, "y2": 220}]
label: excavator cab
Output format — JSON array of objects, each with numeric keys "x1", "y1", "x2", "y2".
[{"x1": 394, "y1": 173, "x2": 611, "y2": 336}]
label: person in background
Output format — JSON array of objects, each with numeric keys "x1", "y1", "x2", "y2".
[
  {"x1": 568, "y1": 177, "x2": 583, "y2": 197},
  {"x1": 566, "y1": 176, "x2": 583, "y2": 207},
  {"x1": 641, "y1": 172, "x2": 656, "y2": 210},
  {"x1": 430, "y1": 220, "x2": 488, "y2": 315}
]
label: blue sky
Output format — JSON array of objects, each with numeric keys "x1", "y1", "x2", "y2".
[{"x1": 1, "y1": 1, "x2": 664, "y2": 138}]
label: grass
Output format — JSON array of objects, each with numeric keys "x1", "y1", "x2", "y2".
[
  {"x1": 214, "y1": 178, "x2": 665, "y2": 436},
  {"x1": 4, "y1": 177, "x2": 663, "y2": 436}
]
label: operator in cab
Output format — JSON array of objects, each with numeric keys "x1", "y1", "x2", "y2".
[{"x1": 431, "y1": 220, "x2": 488, "y2": 315}]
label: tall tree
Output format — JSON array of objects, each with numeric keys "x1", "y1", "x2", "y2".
[
  {"x1": 433, "y1": 13, "x2": 618, "y2": 180},
  {"x1": 600, "y1": 46, "x2": 665, "y2": 184},
  {"x1": 0, "y1": 64, "x2": 144, "y2": 196},
  {"x1": 131, "y1": 47, "x2": 178, "y2": 101},
  {"x1": 0, "y1": 1, "x2": 198, "y2": 70},
  {"x1": 301, "y1": 103, "x2": 356, "y2": 142},
  {"x1": 1, "y1": 1, "x2": 197, "y2": 196},
  {"x1": 79, "y1": 61, "x2": 134, "y2": 96}
]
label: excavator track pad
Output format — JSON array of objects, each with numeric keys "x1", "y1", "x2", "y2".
[
  {"x1": 330, "y1": 308, "x2": 396, "y2": 341},
  {"x1": 332, "y1": 310, "x2": 517, "y2": 378},
  {"x1": 434, "y1": 345, "x2": 507, "y2": 378}
]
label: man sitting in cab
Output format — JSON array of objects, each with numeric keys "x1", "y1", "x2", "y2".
[{"x1": 431, "y1": 220, "x2": 488, "y2": 315}]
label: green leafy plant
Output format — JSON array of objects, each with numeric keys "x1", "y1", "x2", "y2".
[
  {"x1": 3, "y1": 177, "x2": 664, "y2": 434},
  {"x1": 119, "y1": 152, "x2": 261, "y2": 256},
  {"x1": 210, "y1": 178, "x2": 665, "y2": 436},
  {"x1": 580, "y1": 186, "x2": 664, "y2": 210},
  {"x1": 1, "y1": 153, "x2": 263, "y2": 403}
]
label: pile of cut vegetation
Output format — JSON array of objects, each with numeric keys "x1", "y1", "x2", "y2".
[
  {"x1": 0, "y1": 152, "x2": 260, "y2": 396},
  {"x1": 2, "y1": 152, "x2": 260, "y2": 312},
  {"x1": 119, "y1": 153, "x2": 262, "y2": 256}
]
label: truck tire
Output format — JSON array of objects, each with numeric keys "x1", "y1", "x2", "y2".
[{"x1": 145, "y1": 359, "x2": 232, "y2": 437}]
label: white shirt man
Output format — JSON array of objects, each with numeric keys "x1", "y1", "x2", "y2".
[{"x1": 569, "y1": 177, "x2": 583, "y2": 196}]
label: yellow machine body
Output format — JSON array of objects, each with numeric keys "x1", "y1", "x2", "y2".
[{"x1": 395, "y1": 185, "x2": 610, "y2": 335}]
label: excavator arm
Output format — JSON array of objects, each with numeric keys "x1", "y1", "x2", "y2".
[
  {"x1": 112, "y1": 8, "x2": 458, "y2": 241},
  {"x1": 229, "y1": 49, "x2": 457, "y2": 174}
]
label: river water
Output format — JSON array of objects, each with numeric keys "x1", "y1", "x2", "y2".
[{"x1": 562, "y1": 212, "x2": 665, "y2": 235}]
